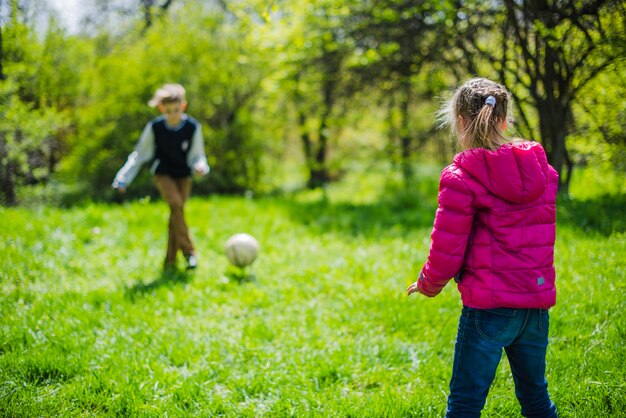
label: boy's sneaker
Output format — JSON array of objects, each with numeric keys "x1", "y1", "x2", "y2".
[{"x1": 185, "y1": 254, "x2": 198, "y2": 270}]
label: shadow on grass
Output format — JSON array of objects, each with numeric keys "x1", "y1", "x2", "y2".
[
  {"x1": 281, "y1": 181, "x2": 439, "y2": 237},
  {"x1": 557, "y1": 193, "x2": 626, "y2": 236},
  {"x1": 284, "y1": 180, "x2": 624, "y2": 238},
  {"x1": 224, "y1": 265, "x2": 257, "y2": 284},
  {"x1": 125, "y1": 268, "x2": 194, "y2": 300}
]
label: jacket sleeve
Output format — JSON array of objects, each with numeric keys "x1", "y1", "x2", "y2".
[
  {"x1": 187, "y1": 123, "x2": 210, "y2": 175},
  {"x1": 112, "y1": 123, "x2": 155, "y2": 188},
  {"x1": 419, "y1": 167, "x2": 476, "y2": 297}
]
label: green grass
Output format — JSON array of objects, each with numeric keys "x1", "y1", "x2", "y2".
[{"x1": 1, "y1": 168, "x2": 625, "y2": 417}]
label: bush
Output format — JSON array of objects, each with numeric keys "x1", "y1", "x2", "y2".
[{"x1": 60, "y1": 7, "x2": 281, "y2": 198}]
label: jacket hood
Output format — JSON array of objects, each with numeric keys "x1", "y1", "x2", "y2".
[{"x1": 453, "y1": 141, "x2": 550, "y2": 203}]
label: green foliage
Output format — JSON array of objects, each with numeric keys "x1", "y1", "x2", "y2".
[
  {"x1": 0, "y1": 168, "x2": 624, "y2": 416},
  {"x1": 432, "y1": 0, "x2": 626, "y2": 191},
  {"x1": 0, "y1": 81, "x2": 67, "y2": 173},
  {"x1": 60, "y1": 4, "x2": 283, "y2": 197},
  {"x1": 570, "y1": 66, "x2": 626, "y2": 174},
  {"x1": 272, "y1": 0, "x2": 358, "y2": 187},
  {"x1": 344, "y1": 0, "x2": 626, "y2": 191},
  {"x1": 0, "y1": 13, "x2": 73, "y2": 205},
  {"x1": 1, "y1": 0, "x2": 625, "y2": 203}
]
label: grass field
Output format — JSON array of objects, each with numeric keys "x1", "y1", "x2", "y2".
[{"x1": 1, "y1": 167, "x2": 625, "y2": 417}]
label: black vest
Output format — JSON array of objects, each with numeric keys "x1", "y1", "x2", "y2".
[{"x1": 151, "y1": 116, "x2": 198, "y2": 178}]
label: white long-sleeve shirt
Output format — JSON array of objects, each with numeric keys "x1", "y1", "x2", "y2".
[{"x1": 112, "y1": 115, "x2": 209, "y2": 188}]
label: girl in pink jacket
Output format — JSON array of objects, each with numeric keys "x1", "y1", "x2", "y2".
[{"x1": 407, "y1": 78, "x2": 558, "y2": 417}]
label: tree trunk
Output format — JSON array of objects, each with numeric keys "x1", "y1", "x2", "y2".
[
  {"x1": 0, "y1": 24, "x2": 5, "y2": 81},
  {"x1": 307, "y1": 117, "x2": 330, "y2": 189},
  {"x1": 307, "y1": 69, "x2": 335, "y2": 189},
  {"x1": 142, "y1": 0, "x2": 153, "y2": 29},
  {"x1": 536, "y1": 42, "x2": 572, "y2": 194},
  {"x1": 386, "y1": 94, "x2": 398, "y2": 170},
  {"x1": 298, "y1": 109, "x2": 320, "y2": 189},
  {"x1": 308, "y1": 116, "x2": 330, "y2": 189},
  {"x1": 141, "y1": 0, "x2": 173, "y2": 30},
  {"x1": 1, "y1": 172, "x2": 18, "y2": 206},
  {"x1": 0, "y1": 135, "x2": 15, "y2": 205},
  {"x1": 0, "y1": 159, "x2": 18, "y2": 206},
  {"x1": 398, "y1": 78, "x2": 413, "y2": 181},
  {"x1": 537, "y1": 100, "x2": 569, "y2": 193},
  {"x1": 563, "y1": 147, "x2": 574, "y2": 194}
]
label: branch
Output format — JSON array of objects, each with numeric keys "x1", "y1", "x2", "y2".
[
  {"x1": 577, "y1": 100, "x2": 613, "y2": 143},
  {"x1": 502, "y1": 61, "x2": 532, "y2": 91},
  {"x1": 509, "y1": 90, "x2": 536, "y2": 140},
  {"x1": 454, "y1": 38, "x2": 479, "y2": 75},
  {"x1": 570, "y1": 55, "x2": 623, "y2": 102},
  {"x1": 569, "y1": 43, "x2": 597, "y2": 79},
  {"x1": 503, "y1": 0, "x2": 539, "y2": 84},
  {"x1": 215, "y1": 0, "x2": 237, "y2": 19}
]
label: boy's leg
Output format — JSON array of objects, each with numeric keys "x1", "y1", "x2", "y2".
[
  {"x1": 174, "y1": 177, "x2": 194, "y2": 256},
  {"x1": 155, "y1": 175, "x2": 185, "y2": 267},
  {"x1": 447, "y1": 307, "x2": 517, "y2": 418},
  {"x1": 165, "y1": 216, "x2": 177, "y2": 267},
  {"x1": 505, "y1": 309, "x2": 558, "y2": 418}
]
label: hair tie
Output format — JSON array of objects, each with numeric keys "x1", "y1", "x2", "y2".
[{"x1": 485, "y1": 96, "x2": 496, "y2": 107}]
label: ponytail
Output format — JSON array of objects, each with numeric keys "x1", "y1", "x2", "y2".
[
  {"x1": 441, "y1": 78, "x2": 513, "y2": 151},
  {"x1": 462, "y1": 98, "x2": 505, "y2": 150}
]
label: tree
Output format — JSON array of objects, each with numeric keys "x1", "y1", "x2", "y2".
[
  {"x1": 439, "y1": 0, "x2": 626, "y2": 193},
  {"x1": 347, "y1": 1, "x2": 451, "y2": 179},
  {"x1": 63, "y1": 1, "x2": 277, "y2": 196},
  {"x1": 0, "y1": 1, "x2": 4, "y2": 81},
  {"x1": 569, "y1": 64, "x2": 626, "y2": 183},
  {"x1": 347, "y1": 1, "x2": 625, "y2": 193},
  {"x1": 0, "y1": 1, "x2": 71, "y2": 205},
  {"x1": 140, "y1": 0, "x2": 173, "y2": 30},
  {"x1": 280, "y1": 0, "x2": 353, "y2": 188}
]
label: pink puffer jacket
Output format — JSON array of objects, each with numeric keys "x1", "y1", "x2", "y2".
[{"x1": 418, "y1": 141, "x2": 558, "y2": 309}]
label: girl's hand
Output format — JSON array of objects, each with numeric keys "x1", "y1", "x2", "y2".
[{"x1": 406, "y1": 281, "x2": 420, "y2": 296}]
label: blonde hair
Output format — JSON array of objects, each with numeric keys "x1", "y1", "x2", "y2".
[
  {"x1": 148, "y1": 83, "x2": 186, "y2": 107},
  {"x1": 439, "y1": 78, "x2": 514, "y2": 151}
]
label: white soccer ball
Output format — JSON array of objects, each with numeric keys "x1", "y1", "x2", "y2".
[{"x1": 225, "y1": 233, "x2": 260, "y2": 268}]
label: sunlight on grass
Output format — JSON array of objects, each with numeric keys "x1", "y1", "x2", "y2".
[{"x1": 1, "y1": 169, "x2": 624, "y2": 416}]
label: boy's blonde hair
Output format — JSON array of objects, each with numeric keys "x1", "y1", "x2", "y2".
[
  {"x1": 148, "y1": 83, "x2": 186, "y2": 107},
  {"x1": 439, "y1": 78, "x2": 514, "y2": 151}
]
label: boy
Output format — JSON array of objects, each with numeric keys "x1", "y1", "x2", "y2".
[{"x1": 112, "y1": 83, "x2": 209, "y2": 270}]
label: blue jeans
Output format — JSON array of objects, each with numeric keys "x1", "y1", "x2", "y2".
[{"x1": 446, "y1": 306, "x2": 558, "y2": 418}]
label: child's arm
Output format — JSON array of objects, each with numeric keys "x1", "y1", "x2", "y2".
[
  {"x1": 187, "y1": 124, "x2": 210, "y2": 176},
  {"x1": 409, "y1": 167, "x2": 476, "y2": 297},
  {"x1": 112, "y1": 123, "x2": 155, "y2": 190}
]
